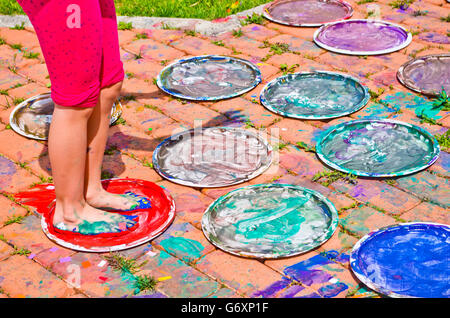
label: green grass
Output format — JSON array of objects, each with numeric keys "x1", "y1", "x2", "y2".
[
  {"x1": 3, "y1": 215, "x2": 25, "y2": 226},
  {"x1": 434, "y1": 130, "x2": 449, "y2": 152},
  {"x1": 104, "y1": 253, "x2": 148, "y2": 274},
  {"x1": 134, "y1": 274, "x2": 157, "y2": 294},
  {"x1": 0, "y1": 1, "x2": 271, "y2": 20}
]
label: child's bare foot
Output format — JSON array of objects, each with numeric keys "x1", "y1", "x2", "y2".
[
  {"x1": 86, "y1": 189, "x2": 149, "y2": 211},
  {"x1": 53, "y1": 201, "x2": 137, "y2": 235}
]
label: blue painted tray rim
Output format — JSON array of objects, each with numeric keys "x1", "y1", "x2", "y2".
[
  {"x1": 201, "y1": 183, "x2": 339, "y2": 259},
  {"x1": 315, "y1": 119, "x2": 441, "y2": 178},
  {"x1": 262, "y1": 0, "x2": 354, "y2": 27},
  {"x1": 313, "y1": 19, "x2": 412, "y2": 56},
  {"x1": 259, "y1": 71, "x2": 370, "y2": 120},
  {"x1": 349, "y1": 222, "x2": 450, "y2": 298},
  {"x1": 156, "y1": 55, "x2": 262, "y2": 101},
  {"x1": 152, "y1": 127, "x2": 273, "y2": 188}
]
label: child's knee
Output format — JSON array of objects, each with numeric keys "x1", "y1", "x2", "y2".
[{"x1": 102, "y1": 80, "x2": 123, "y2": 103}]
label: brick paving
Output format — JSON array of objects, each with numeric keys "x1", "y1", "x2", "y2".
[{"x1": 0, "y1": 0, "x2": 449, "y2": 298}]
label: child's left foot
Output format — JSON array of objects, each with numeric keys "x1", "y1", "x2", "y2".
[{"x1": 86, "y1": 190, "x2": 150, "y2": 211}]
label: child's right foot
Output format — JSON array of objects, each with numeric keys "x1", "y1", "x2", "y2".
[{"x1": 52, "y1": 202, "x2": 137, "y2": 235}]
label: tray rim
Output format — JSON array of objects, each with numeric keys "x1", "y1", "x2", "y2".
[
  {"x1": 9, "y1": 92, "x2": 122, "y2": 141},
  {"x1": 263, "y1": 0, "x2": 354, "y2": 27},
  {"x1": 259, "y1": 70, "x2": 370, "y2": 120},
  {"x1": 152, "y1": 126, "x2": 273, "y2": 188},
  {"x1": 40, "y1": 178, "x2": 176, "y2": 253},
  {"x1": 201, "y1": 183, "x2": 339, "y2": 259},
  {"x1": 349, "y1": 222, "x2": 450, "y2": 298},
  {"x1": 397, "y1": 53, "x2": 450, "y2": 97},
  {"x1": 156, "y1": 55, "x2": 262, "y2": 101},
  {"x1": 315, "y1": 118, "x2": 441, "y2": 178},
  {"x1": 313, "y1": 19, "x2": 412, "y2": 56}
]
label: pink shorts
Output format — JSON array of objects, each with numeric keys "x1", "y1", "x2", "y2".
[{"x1": 18, "y1": 0, "x2": 124, "y2": 108}]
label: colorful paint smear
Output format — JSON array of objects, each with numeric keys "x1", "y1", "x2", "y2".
[
  {"x1": 157, "y1": 55, "x2": 262, "y2": 101},
  {"x1": 252, "y1": 250, "x2": 351, "y2": 297},
  {"x1": 9, "y1": 93, "x2": 122, "y2": 141},
  {"x1": 314, "y1": 19, "x2": 412, "y2": 55},
  {"x1": 14, "y1": 179, "x2": 176, "y2": 253},
  {"x1": 397, "y1": 54, "x2": 450, "y2": 97},
  {"x1": 316, "y1": 119, "x2": 440, "y2": 177},
  {"x1": 350, "y1": 222, "x2": 450, "y2": 298},
  {"x1": 202, "y1": 184, "x2": 338, "y2": 259},
  {"x1": 260, "y1": 72, "x2": 369, "y2": 120},
  {"x1": 263, "y1": 0, "x2": 353, "y2": 27},
  {"x1": 153, "y1": 127, "x2": 273, "y2": 188}
]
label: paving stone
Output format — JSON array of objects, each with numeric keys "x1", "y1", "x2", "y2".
[
  {"x1": 17, "y1": 63, "x2": 50, "y2": 86},
  {"x1": 0, "y1": 67, "x2": 27, "y2": 90},
  {"x1": 270, "y1": 118, "x2": 323, "y2": 147},
  {"x1": 51, "y1": 252, "x2": 138, "y2": 297},
  {"x1": 124, "y1": 38, "x2": 185, "y2": 62},
  {"x1": 106, "y1": 124, "x2": 161, "y2": 161},
  {"x1": 268, "y1": 34, "x2": 326, "y2": 58},
  {"x1": 210, "y1": 97, "x2": 281, "y2": 128},
  {"x1": 153, "y1": 219, "x2": 215, "y2": 264},
  {"x1": 123, "y1": 58, "x2": 163, "y2": 81},
  {"x1": 265, "y1": 251, "x2": 358, "y2": 298},
  {"x1": 240, "y1": 24, "x2": 279, "y2": 41},
  {"x1": 0, "y1": 155, "x2": 40, "y2": 193},
  {"x1": 0, "y1": 128, "x2": 45, "y2": 163},
  {"x1": 221, "y1": 35, "x2": 271, "y2": 59},
  {"x1": 139, "y1": 249, "x2": 219, "y2": 298},
  {"x1": 0, "y1": 194, "x2": 28, "y2": 227},
  {"x1": 340, "y1": 206, "x2": 398, "y2": 237},
  {"x1": 332, "y1": 178, "x2": 422, "y2": 214},
  {"x1": 0, "y1": 29, "x2": 40, "y2": 50},
  {"x1": 143, "y1": 29, "x2": 185, "y2": 45},
  {"x1": 170, "y1": 36, "x2": 232, "y2": 56},
  {"x1": 6, "y1": 82, "x2": 48, "y2": 101},
  {"x1": 0, "y1": 255, "x2": 73, "y2": 297},
  {"x1": 396, "y1": 171, "x2": 450, "y2": 208},
  {"x1": 157, "y1": 100, "x2": 227, "y2": 128},
  {"x1": 401, "y1": 201, "x2": 449, "y2": 224},
  {"x1": 0, "y1": 214, "x2": 73, "y2": 257},
  {"x1": 157, "y1": 180, "x2": 214, "y2": 229},
  {"x1": 428, "y1": 151, "x2": 450, "y2": 178},
  {"x1": 102, "y1": 151, "x2": 161, "y2": 182},
  {"x1": 0, "y1": 240, "x2": 13, "y2": 261},
  {"x1": 196, "y1": 250, "x2": 285, "y2": 296},
  {"x1": 278, "y1": 148, "x2": 326, "y2": 178}
]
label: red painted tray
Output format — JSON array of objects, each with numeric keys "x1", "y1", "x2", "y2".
[{"x1": 14, "y1": 179, "x2": 175, "y2": 252}]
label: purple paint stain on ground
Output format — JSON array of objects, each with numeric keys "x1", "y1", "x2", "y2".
[
  {"x1": 351, "y1": 185, "x2": 366, "y2": 198},
  {"x1": 59, "y1": 257, "x2": 71, "y2": 263},
  {"x1": 130, "y1": 292, "x2": 167, "y2": 298},
  {"x1": 439, "y1": 152, "x2": 450, "y2": 170},
  {"x1": 318, "y1": 282, "x2": 348, "y2": 297},
  {"x1": 284, "y1": 253, "x2": 334, "y2": 284},
  {"x1": 251, "y1": 278, "x2": 291, "y2": 298},
  {"x1": 0, "y1": 156, "x2": 17, "y2": 176},
  {"x1": 279, "y1": 284, "x2": 305, "y2": 298},
  {"x1": 419, "y1": 33, "x2": 450, "y2": 45}
]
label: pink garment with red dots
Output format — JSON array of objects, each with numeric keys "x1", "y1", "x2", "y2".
[{"x1": 17, "y1": 0, "x2": 124, "y2": 107}]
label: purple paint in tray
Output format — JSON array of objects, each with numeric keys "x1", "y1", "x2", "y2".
[{"x1": 314, "y1": 19, "x2": 411, "y2": 55}]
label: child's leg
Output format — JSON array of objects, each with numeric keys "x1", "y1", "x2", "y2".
[
  {"x1": 17, "y1": 0, "x2": 136, "y2": 234},
  {"x1": 84, "y1": 0, "x2": 140, "y2": 210}
]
